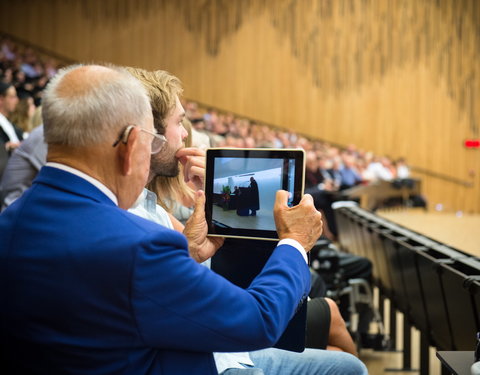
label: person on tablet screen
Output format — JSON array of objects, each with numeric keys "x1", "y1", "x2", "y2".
[{"x1": 249, "y1": 176, "x2": 259, "y2": 216}]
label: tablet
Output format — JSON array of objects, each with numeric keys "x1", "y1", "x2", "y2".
[{"x1": 205, "y1": 148, "x2": 305, "y2": 240}]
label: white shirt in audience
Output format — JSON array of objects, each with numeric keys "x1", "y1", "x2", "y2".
[{"x1": 0, "y1": 113, "x2": 20, "y2": 143}]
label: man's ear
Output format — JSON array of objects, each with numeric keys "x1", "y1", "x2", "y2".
[{"x1": 118, "y1": 126, "x2": 140, "y2": 176}]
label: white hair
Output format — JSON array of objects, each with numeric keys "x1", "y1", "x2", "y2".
[{"x1": 42, "y1": 64, "x2": 151, "y2": 147}]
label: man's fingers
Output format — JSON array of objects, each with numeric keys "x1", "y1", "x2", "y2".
[
  {"x1": 176, "y1": 147, "x2": 206, "y2": 164},
  {"x1": 183, "y1": 160, "x2": 205, "y2": 178},
  {"x1": 193, "y1": 190, "x2": 206, "y2": 216},
  {"x1": 300, "y1": 193, "x2": 314, "y2": 206},
  {"x1": 185, "y1": 165, "x2": 204, "y2": 180},
  {"x1": 179, "y1": 147, "x2": 206, "y2": 156},
  {"x1": 274, "y1": 190, "x2": 290, "y2": 208}
]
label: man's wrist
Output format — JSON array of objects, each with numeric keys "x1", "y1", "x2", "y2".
[{"x1": 277, "y1": 238, "x2": 308, "y2": 264}]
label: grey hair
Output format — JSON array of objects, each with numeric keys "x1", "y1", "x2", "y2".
[{"x1": 42, "y1": 64, "x2": 151, "y2": 147}]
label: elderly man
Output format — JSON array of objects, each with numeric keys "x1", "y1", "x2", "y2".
[{"x1": 0, "y1": 64, "x2": 325, "y2": 374}]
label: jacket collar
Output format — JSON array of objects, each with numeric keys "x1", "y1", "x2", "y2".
[{"x1": 34, "y1": 166, "x2": 118, "y2": 207}]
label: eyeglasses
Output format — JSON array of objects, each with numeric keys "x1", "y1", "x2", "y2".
[{"x1": 112, "y1": 125, "x2": 167, "y2": 154}]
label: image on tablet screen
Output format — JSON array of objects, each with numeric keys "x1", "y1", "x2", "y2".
[{"x1": 211, "y1": 157, "x2": 296, "y2": 231}]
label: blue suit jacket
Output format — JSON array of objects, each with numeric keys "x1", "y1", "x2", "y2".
[{"x1": 0, "y1": 167, "x2": 310, "y2": 375}]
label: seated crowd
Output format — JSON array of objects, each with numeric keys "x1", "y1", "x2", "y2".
[
  {"x1": 185, "y1": 99, "x2": 410, "y2": 184},
  {"x1": 0, "y1": 36, "x2": 410, "y2": 206},
  {"x1": 0, "y1": 37, "x2": 58, "y2": 174},
  {"x1": 0, "y1": 36, "x2": 58, "y2": 108},
  {"x1": 0, "y1": 38, "x2": 408, "y2": 374}
]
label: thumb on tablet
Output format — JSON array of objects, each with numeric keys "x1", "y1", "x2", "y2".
[
  {"x1": 192, "y1": 190, "x2": 206, "y2": 217},
  {"x1": 274, "y1": 190, "x2": 323, "y2": 251},
  {"x1": 274, "y1": 190, "x2": 290, "y2": 209}
]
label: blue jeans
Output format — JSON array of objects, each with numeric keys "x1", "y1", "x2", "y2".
[{"x1": 221, "y1": 347, "x2": 368, "y2": 375}]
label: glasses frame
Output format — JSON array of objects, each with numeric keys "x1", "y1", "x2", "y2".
[{"x1": 112, "y1": 125, "x2": 167, "y2": 154}]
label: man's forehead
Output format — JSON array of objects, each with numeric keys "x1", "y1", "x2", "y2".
[
  {"x1": 166, "y1": 97, "x2": 185, "y2": 120},
  {"x1": 174, "y1": 96, "x2": 185, "y2": 115}
]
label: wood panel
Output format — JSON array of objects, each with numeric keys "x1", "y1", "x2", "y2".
[{"x1": 1, "y1": 0, "x2": 479, "y2": 213}]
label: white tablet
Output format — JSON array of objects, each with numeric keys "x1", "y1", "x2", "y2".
[{"x1": 205, "y1": 148, "x2": 305, "y2": 240}]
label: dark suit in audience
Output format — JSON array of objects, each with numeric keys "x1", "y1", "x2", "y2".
[{"x1": 0, "y1": 125, "x2": 46, "y2": 210}]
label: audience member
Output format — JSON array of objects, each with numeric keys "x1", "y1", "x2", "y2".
[
  {"x1": 339, "y1": 153, "x2": 363, "y2": 190},
  {"x1": 0, "y1": 124, "x2": 46, "y2": 210},
  {"x1": 9, "y1": 91, "x2": 36, "y2": 134},
  {"x1": 127, "y1": 67, "x2": 364, "y2": 374},
  {"x1": 395, "y1": 157, "x2": 410, "y2": 179},
  {"x1": 0, "y1": 81, "x2": 22, "y2": 153},
  {"x1": 304, "y1": 152, "x2": 338, "y2": 239},
  {"x1": 366, "y1": 156, "x2": 395, "y2": 181}
]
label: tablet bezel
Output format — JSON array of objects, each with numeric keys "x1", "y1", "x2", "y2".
[{"x1": 205, "y1": 148, "x2": 305, "y2": 241}]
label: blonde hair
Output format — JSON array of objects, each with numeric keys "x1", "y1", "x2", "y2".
[
  {"x1": 9, "y1": 96, "x2": 34, "y2": 132},
  {"x1": 31, "y1": 106, "x2": 43, "y2": 129},
  {"x1": 126, "y1": 67, "x2": 183, "y2": 135}
]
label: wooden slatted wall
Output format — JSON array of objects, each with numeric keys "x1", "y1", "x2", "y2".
[{"x1": 1, "y1": 0, "x2": 479, "y2": 213}]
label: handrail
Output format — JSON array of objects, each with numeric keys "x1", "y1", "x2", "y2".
[{"x1": 410, "y1": 166, "x2": 474, "y2": 188}]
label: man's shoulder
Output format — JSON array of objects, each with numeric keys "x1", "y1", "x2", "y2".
[
  {"x1": 121, "y1": 208, "x2": 180, "y2": 238},
  {"x1": 100, "y1": 209, "x2": 187, "y2": 254},
  {"x1": 0, "y1": 180, "x2": 187, "y2": 250}
]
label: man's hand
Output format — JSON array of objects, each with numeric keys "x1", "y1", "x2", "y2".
[
  {"x1": 183, "y1": 190, "x2": 224, "y2": 263},
  {"x1": 274, "y1": 190, "x2": 323, "y2": 252},
  {"x1": 176, "y1": 147, "x2": 206, "y2": 191}
]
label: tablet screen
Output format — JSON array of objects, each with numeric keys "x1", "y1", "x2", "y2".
[{"x1": 205, "y1": 148, "x2": 305, "y2": 240}]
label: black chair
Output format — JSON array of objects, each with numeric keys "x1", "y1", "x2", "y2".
[
  {"x1": 380, "y1": 230, "x2": 411, "y2": 315},
  {"x1": 347, "y1": 212, "x2": 368, "y2": 259},
  {"x1": 395, "y1": 236, "x2": 454, "y2": 375},
  {"x1": 369, "y1": 225, "x2": 395, "y2": 299},
  {"x1": 395, "y1": 237, "x2": 431, "y2": 334},
  {"x1": 357, "y1": 217, "x2": 379, "y2": 268},
  {"x1": 438, "y1": 256, "x2": 480, "y2": 350},
  {"x1": 471, "y1": 277, "x2": 480, "y2": 340},
  {"x1": 415, "y1": 245, "x2": 462, "y2": 350},
  {"x1": 332, "y1": 203, "x2": 358, "y2": 255}
]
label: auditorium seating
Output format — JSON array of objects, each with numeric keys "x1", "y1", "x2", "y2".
[
  {"x1": 439, "y1": 256, "x2": 480, "y2": 349},
  {"x1": 334, "y1": 204, "x2": 480, "y2": 374}
]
